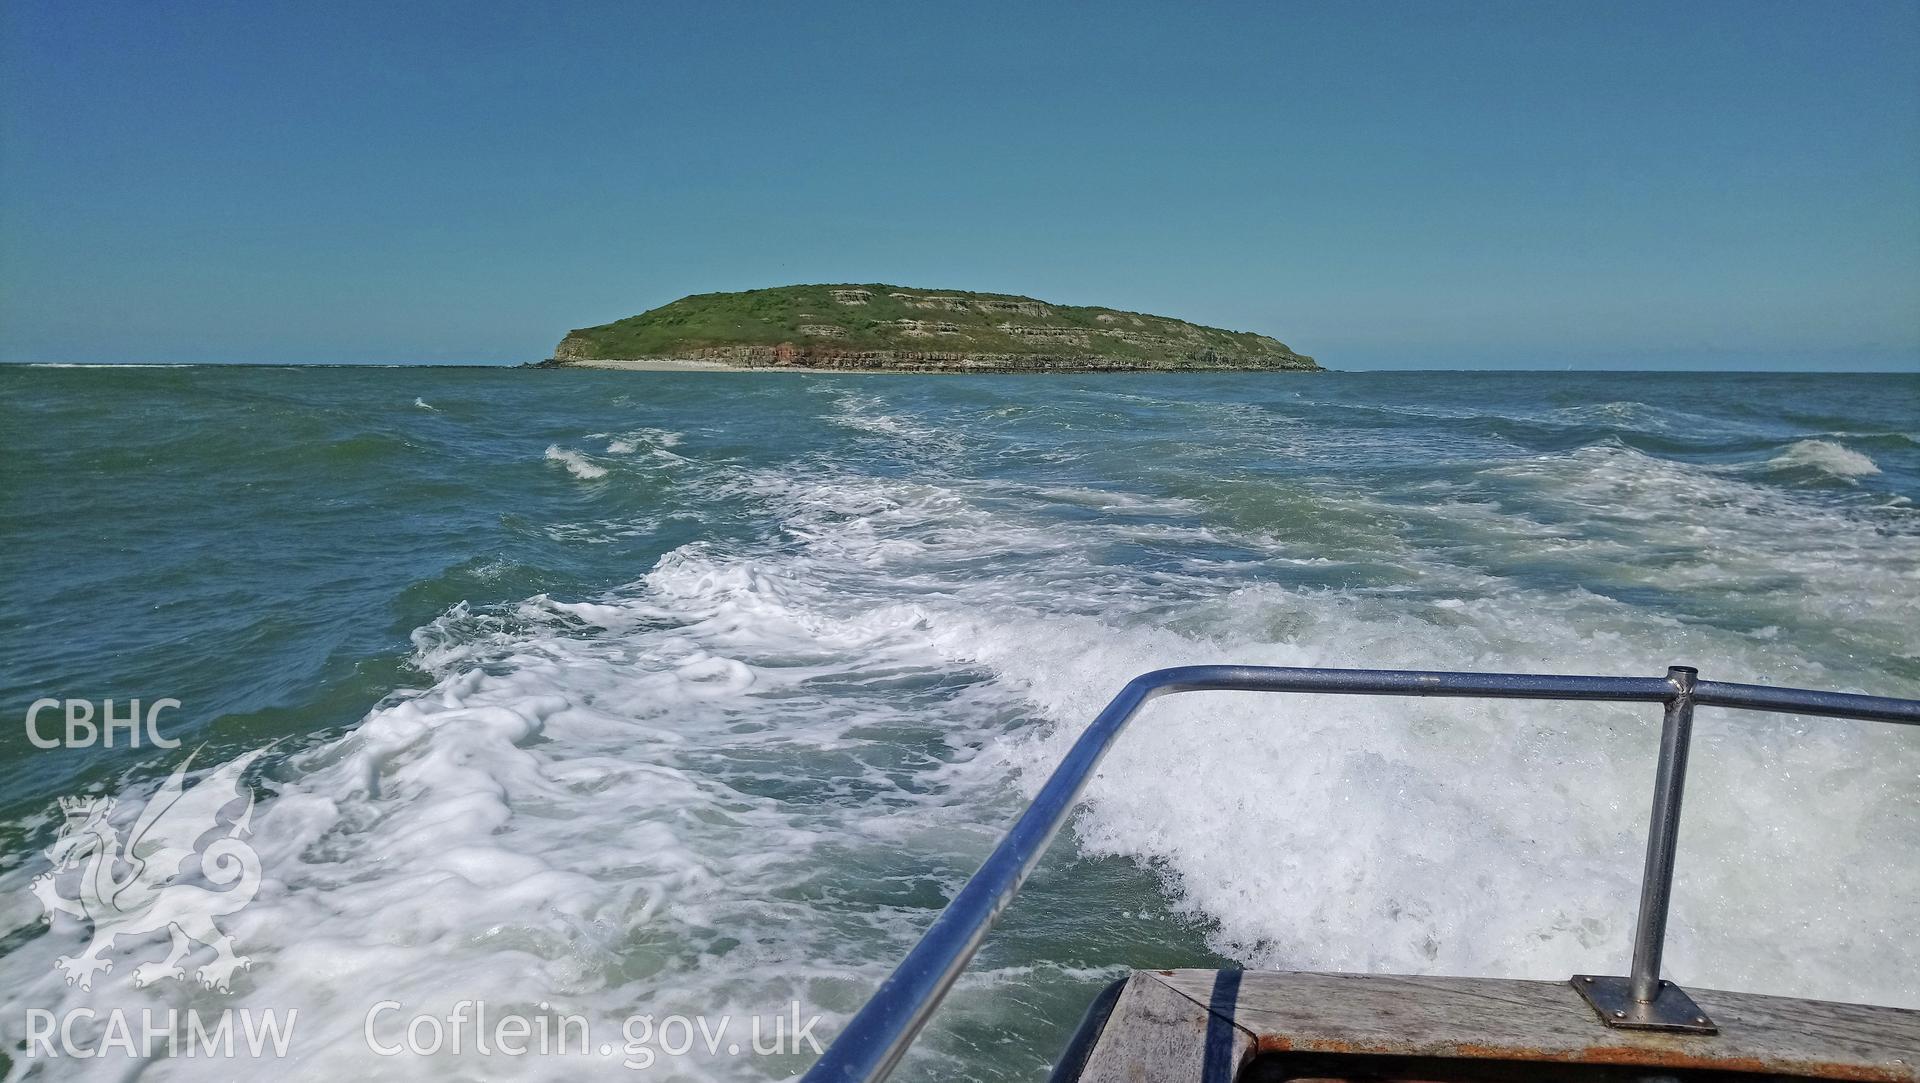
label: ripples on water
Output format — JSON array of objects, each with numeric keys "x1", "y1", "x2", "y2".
[{"x1": 1, "y1": 366, "x2": 1916, "y2": 1080}]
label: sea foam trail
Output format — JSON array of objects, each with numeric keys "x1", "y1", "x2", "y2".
[{"x1": 2, "y1": 385, "x2": 1915, "y2": 1081}]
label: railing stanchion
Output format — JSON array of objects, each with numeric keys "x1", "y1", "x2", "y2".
[
  {"x1": 1573, "y1": 664, "x2": 1716, "y2": 1032},
  {"x1": 1629, "y1": 665, "x2": 1697, "y2": 1003}
]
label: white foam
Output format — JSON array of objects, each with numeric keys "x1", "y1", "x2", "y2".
[
  {"x1": 1481, "y1": 442, "x2": 1919, "y2": 652},
  {"x1": 1770, "y1": 438, "x2": 1880, "y2": 478},
  {"x1": 605, "y1": 428, "x2": 683, "y2": 455},
  {"x1": 542, "y1": 445, "x2": 608, "y2": 480},
  {"x1": 826, "y1": 390, "x2": 964, "y2": 455}
]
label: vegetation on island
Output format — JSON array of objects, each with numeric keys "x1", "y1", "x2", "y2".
[{"x1": 551, "y1": 284, "x2": 1318, "y2": 372}]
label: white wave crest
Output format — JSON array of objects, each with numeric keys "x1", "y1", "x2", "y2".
[
  {"x1": 1770, "y1": 439, "x2": 1880, "y2": 478},
  {"x1": 543, "y1": 444, "x2": 607, "y2": 480}
]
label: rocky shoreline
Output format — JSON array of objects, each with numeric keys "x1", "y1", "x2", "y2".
[{"x1": 544, "y1": 343, "x2": 1318, "y2": 373}]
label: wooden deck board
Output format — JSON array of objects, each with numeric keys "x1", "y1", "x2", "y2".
[
  {"x1": 1079, "y1": 970, "x2": 1254, "y2": 1083},
  {"x1": 1071, "y1": 970, "x2": 1918, "y2": 1082}
]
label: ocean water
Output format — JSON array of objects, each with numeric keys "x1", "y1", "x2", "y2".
[{"x1": 0, "y1": 365, "x2": 1916, "y2": 1080}]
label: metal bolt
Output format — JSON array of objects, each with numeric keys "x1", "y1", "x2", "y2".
[
  {"x1": 1612, "y1": 1010, "x2": 1626, "y2": 1019},
  {"x1": 1694, "y1": 1016, "x2": 1708, "y2": 1025},
  {"x1": 1660, "y1": 980, "x2": 1670, "y2": 988},
  {"x1": 1582, "y1": 976, "x2": 1594, "y2": 984}
]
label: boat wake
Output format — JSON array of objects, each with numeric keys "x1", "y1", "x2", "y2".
[{"x1": 3, "y1": 377, "x2": 1915, "y2": 1081}]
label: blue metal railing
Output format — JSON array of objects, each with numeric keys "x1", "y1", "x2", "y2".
[{"x1": 801, "y1": 664, "x2": 1920, "y2": 1083}]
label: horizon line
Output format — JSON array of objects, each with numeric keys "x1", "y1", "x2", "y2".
[{"x1": 4, "y1": 359, "x2": 1917, "y2": 375}]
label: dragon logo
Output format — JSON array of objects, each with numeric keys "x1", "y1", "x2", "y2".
[{"x1": 31, "y1": 748, "x2": 266, "y2": 993}]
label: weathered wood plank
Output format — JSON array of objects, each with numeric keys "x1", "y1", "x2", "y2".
[
  {"x1": 1143, "y1": 969, "x2": 1917, "y2": 1081},
  {"x1": 1078, "y1": 971, "x2": 1255, "y2": 1083}
]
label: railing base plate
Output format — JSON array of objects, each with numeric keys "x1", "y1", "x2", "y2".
[{"x1": 1572, "y1": 975, "x2": 1717, "y2": 1033}]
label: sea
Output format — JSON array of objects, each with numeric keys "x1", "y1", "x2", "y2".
[{"x1": 1, "y1": 364, "x2": 1916, "y2": 1080}]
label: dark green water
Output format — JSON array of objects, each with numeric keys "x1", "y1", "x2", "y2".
[{"x1": 1, "y1": 365, "x2": 1915, "y2": 1079}]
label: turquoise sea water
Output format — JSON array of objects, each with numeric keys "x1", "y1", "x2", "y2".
[{"x1": 1, "y1": 366, "x2": 1916, "y2": 1079}]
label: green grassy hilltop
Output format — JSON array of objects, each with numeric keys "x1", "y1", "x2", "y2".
[{"x1": 553, "y1": 284, "x2": 1318, "y2": 371}]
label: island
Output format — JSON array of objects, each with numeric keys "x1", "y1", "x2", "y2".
[{"x1": 545, "y1": 285, "x2": 1318, "y2": 372}]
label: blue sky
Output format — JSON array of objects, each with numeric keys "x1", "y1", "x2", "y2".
[{"x1": 2, "y1": 1, "x2": 1916, "y2": 370}]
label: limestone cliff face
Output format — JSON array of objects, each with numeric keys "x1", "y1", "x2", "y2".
[
  {"x1": 552, "y1": 332, "x2": 604, "y2": 362},
  {"x1": 551, "y1": 284, "x2": 1319, "y2": 372}
]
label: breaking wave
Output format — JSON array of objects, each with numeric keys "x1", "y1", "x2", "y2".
[
  {"x1": 543, "y1": 444, "x2": 608, "y2": 480},
  {"x1": 1768, "y1": 438, "x2": 1880, "y2": 479}
]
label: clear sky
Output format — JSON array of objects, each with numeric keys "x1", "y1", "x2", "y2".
[{"x1": 2, "y1": 1, "x2": 1917, "y2": 370}]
